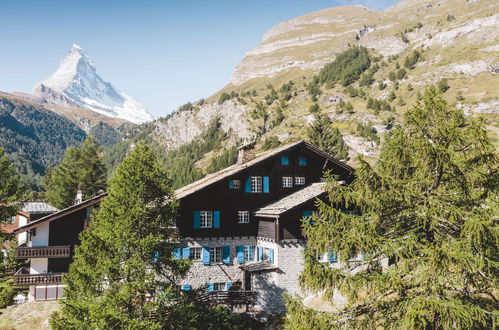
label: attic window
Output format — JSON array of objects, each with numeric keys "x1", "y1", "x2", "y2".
[{"x1": 298, "y1": 157, "x2": 307, "y2": 166}]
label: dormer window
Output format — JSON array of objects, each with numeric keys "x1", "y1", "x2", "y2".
[{"x1": 229, "y1": 180, "x2": 240, "y2": 189}]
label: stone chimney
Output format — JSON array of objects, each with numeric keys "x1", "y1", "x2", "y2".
[
  {"x1": 237, "y1": 141, "x2": 256, "y2": 165},
  {"x1": 75, "y1": 189, "x2": 83, "y2": 205}
]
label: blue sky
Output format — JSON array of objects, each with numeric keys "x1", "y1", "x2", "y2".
[{"x1": 0, "y1": 0, "x2": 400, "y2": 117}]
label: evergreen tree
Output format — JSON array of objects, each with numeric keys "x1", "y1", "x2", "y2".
[
  {"x1": 0, "y1": 148, "x2": 23, "y2": 229},
  {"x1": 287, "y1": 88, "x2": 499, "y2": 329},
  {"x1": 45, "y1": 137, "x2": 107, "y2": 209},
  {"x1": 51, "y1": 142, "x2": 189, "y2": 329},
  {"x1": 307, "y1": 114, "x2": 349, "y2": 160}
]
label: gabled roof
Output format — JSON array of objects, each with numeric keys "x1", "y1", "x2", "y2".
[
  {"x1": 254, "y1": 183, "x2": 326, "y2": 218},
  {"x1": 174, "y1": 140, "x2": 353, "y2": 199},
  {"x1": 14, "y1": 193, "x2": 107, "y2": 234},
  {"x1": 20, "y1": 202, "x2": 59, "y2": 215}
]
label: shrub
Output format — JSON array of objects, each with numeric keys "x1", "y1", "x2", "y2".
[
  {"x1": 0, "y1": 284, "x2": 15, "y2": 308},
  {"x1": 309, "y1": 103, "x2": 320, "y2": 113},
  {"x1": 437, "y1": 79, "x2": 450, "y2": 93},
  {"x1": 218, "y1": 92, "x2": 231, "y2": 105}
]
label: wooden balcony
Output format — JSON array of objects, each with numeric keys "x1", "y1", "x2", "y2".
[
  {"x1": 15, "y1": 245, "x2": 70, "y2": 259},
  {"x1": 13, "y1": 267, "x2": 64, "y2": 286},
  {"x1": 197, "y1": 291, "x2": 257, "y2": 306}
]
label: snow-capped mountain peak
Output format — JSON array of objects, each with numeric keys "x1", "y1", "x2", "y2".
[{"x1": 33, "y1": 44, "x2": 154, "y2": 124}]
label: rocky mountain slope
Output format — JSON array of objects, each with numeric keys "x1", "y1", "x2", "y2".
[{"x1": 34, "y1": 44, "x2": 154, "y2": 124}]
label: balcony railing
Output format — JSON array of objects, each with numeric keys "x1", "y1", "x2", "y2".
[
  {"x1": 13, "y1": 267, "x2": 64, "y2": 286},
  {"x1": 15, "y1": 245, "x2": 71, "y2": 259},
  {"x1": 197, "y1": 291, "x2": 257, "y2": 306}
]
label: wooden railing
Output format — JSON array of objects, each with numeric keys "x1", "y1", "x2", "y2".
[
  {"x1": 15, "y1": 245, "x2": 70, "y2": 259},
  {"x1": 197, "y1": 291, "x2": 256, "y2": 306},
  {"x1": 13, "y1": 267, "x2": 64, "y2": 286}
]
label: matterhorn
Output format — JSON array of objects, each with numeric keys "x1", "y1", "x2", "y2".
[{"x1": 33, "y1": 44, "x2": 154, "y2": 124}]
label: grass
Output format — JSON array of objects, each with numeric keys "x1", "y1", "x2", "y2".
[{"x1": 0, "y1": 300, "x2": 60, "y2": 330}]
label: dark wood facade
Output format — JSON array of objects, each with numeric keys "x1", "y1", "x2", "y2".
[{"x1": 177, "y1": 142, "x2": 354, "y2": 238}]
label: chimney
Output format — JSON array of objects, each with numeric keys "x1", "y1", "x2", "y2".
[
  {"x1": 237, "y1": 141, "x2": 256, "y2": 165},
  {"x1": 75, "y1": 189, "x2": 83, "y2": 205}
]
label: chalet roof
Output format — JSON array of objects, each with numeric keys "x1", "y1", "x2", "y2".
[
  {"x1": 238, "y1": 261, "x2": 278, "y2": 272},
  {"x1": 20, "y1": 202, "x2": 59, "y2": 215},
  {"x1": 14, "y1": 193, "x2": 107, "y2": 234},
  {"x1": 254, "y1": 182, "x2": 326, "y2": 217},
  {"x1": 175, "y1": 140, "x2": 353, "y2": 199}
]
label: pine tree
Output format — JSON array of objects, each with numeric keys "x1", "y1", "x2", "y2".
[
  {"x1": 307, "y1": 113, "x2": 349, "y2": 160},
  {"x1": 45, "y1": 137, "x2": 107, "y2": 209},
  {"x1": 51, "y1": 142, "x2": 189, "y2": 329},
  {"x1": 0, "y1": 148, "x2": 23, "y2": 233},
  {"x1": 287, "y1": 87, "x2": 499, "y2": 329}
]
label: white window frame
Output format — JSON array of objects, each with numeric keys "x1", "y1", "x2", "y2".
[
  {"x1": 213, "y1": 282, "x2": 226, "y2": 291},
  {"x1": 191, "y1": 247, "x2": 202, "y2": 260},
  {"x1": 210, "y1": 247, "x2": 222, "y2": 263},
  {"x1": 200, "y1": 211, "x2": 213, "y2": 228},
  {"x1": 251, "y1": 176, "x2": 262, "y2": 193},
  {"x1": 282, "y1": 177, "x2": 293, "y2": 188},
  {"x1": 295, "y1": 177, "x2": 305, "y2": 185},
  {"x1": 263, "y1": 248, "x2": 270, "y2": 261},
  {"x1": 238, "y1": 211, "x2": 250, "y2": 224},
  {"x1": 315, "y1": 250, "x2": 326, "y2": 263},
  {"x1": 244, "y1": 246, "x2": 253, "y2": 262},
  {"x1": 231, "y1": 180, "x2": 241, "y2": 189}
]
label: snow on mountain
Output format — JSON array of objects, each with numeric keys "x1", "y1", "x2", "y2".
[{"x1": 33, "y1": 44, "x2": 154, "y2": 124}]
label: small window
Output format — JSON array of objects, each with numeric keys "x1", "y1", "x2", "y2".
[
  {"x1": 213, "y1": 282, "x2": 226, "y2": 291},
  {"x1": 8, "y1": 216, "x2": 16, "y2": 224},
  {"x1": 295, "y1": 177, "x2": 305, "y2": 185},
  {"x1": 238, "y1": 211, "x2": 250, "y2": 224},
  {"x1": 191, "y1": 247, "x2": 202, "y2": 260},
  {"x1": 282, "y1": 177, "x2": 293, "y2": 188},
  {"x1": 200, "y1": 211, "x2": 213, "y2": 228},
  {"x1": 229, "y1": 180, "x2": 240, "y2": 189},
  {"x1": 251, "y1": 176, "x2": 262, "y2": 193},
  {"x1": 299, "y1": 157, "x2": 307, "y2": 166},
  {"x1": 210, "y1": 247, "x2": 222, "y2": 263},
  {"x1": 315, "y1": 251, "x2": 325, "y2": 262},
  {"x1": 280, "y1": 156, "x2": 289, "y2": 165},
  {"x1": 244, "y1": 246, "x2": 253, "y2": 262}
]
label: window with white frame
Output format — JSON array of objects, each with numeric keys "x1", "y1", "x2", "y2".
[
  {"x1": 230, "y1": 180, "x2": 240, "y2": 189},
  {"x1": 238, "y1": 211, "x2": 250, "y2": 223},
  {"x1": 210, "y1": 247, "x2": 222, "y2": 263},
  {"x1": 282, "y1": 177, "x2": 293, "y2": 188},
  {"x1": 244, "y1": 246, "x2": 253, "y2": 262},
  {"x1": 213, "y1": 282, "x2": 226, "y2": 291},
  {"x1": 250, "y1": 176, "x2": 262, "y2": 193},
  {"x1": 191, "y1": 247, "x2": 202, "y2": 260},
  {"x1": 295, "y1": 177, "x2": 305, "y2": 185},
  {"x1": 263, "y1": 248, "x2": 270, "y2": 261},
  {"x1": 200, "y1": 211, "x2": 213, "y2": 228}
]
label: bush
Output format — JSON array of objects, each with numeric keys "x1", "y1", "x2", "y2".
[
  {"x1": 404, "y1": 50, "x2": 421, "y2": 69},
  {"x1": 218, "y1": 92, "x2": 231, "y2": 105},
  {"x1": 437, "y1": 79, "x2": 450, "y2": 93},
  {"x1": 309, "y1": 103, "x2": 320, "y2": 113},
  {"x1": 0, "y1": 283, "x2": 15, "y2": 308},
  {"x1": 262, "y1": 136, "x2": 280, "y2": 150}
]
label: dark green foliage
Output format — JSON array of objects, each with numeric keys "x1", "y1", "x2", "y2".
[
  {"x1": 400, "y1": 32, "x2": 409, "y2": 43},
  {"x1": 335, "y1": 100, "x2": 353, "y2": 114},
  {"x1": 264, "y1": 88, "x2": 278, "y2": 105},
  {"x1": 356, "y1": 122, "x2": 380, "y2": 144},
  {"x1": 0, "y1": 148, "x2": 23, "y2": 236},
  {"x1": 396, "y1": 68, "x2": 407, "y2": 79},
  {"x1": 456, "y1": 91, "x2": 465, "y2": 101},
  {"x1": 89, "y1": 122, "x2": 120, "y2": 147},
  {"x1": 367, "y1": 97, "x2": 391, "y2": 114},
  {"x1": 309, "y1": 103, "x2": 320, "y2": 113},
  {"x1": 218, "y1": 92, "x2": 231, "y2": 104},
  {"x1": 178, "y1": 102, "x2": 196, "y2": 112},
  {"x1": 345, "y1": 85, "x2": 359, "y2": 97},
  {"x1": 0, "y1": 97, "x2": 86, "y2": 177},
  {"x1": 395, "y1": 62, "x2": 400, "y2": 69},
  {"x1": 289, "y1": 88, "x2": 499, "y2": 329},
  {"x1": 378, "y1": 80, "x2": 386, "y2": 90},
  {"x1": 271, "y1": 106, "x2": 285, "y2": 128},
  {"x1": 206, "y1": 146, "x2": 238, "y2": 174},
  {"x1": 51, "y1": 142, "x2": 189, "y2": 329},
  {"x1": 404, "y1": 49, "x2": 421, "y2": 69},
  {"x1": 437, "y1": 78, "x2": 450, "y2": 93},
  {"x1": 388, "y1": 71, "x2": 397, "y2": 82},
  {"x1": 44, "y1": 137, "x2": 107, "y2": 209},
  {"x1": 388, "y1": 91, "x2": 396, "y2": 102},
  {"x1": 359, "y1": 63, "x2": 379, "y2": 87},
  {"x1": 262, "y1": 136, "x2": 280, "y2": 151},
  {"x1": 317, "y1": 47, "x2": 371, "y2": 87},
  {"x1": 279, "y1": 81, "x2": 294, "y2": 102},
  {"x1": 306, "y1": 77, "x2": 322, "y2": 101},
  {"x1": 0, "y1": 282, "x2": 14, "y2": 308},
  {"x1": 307, "y1": 113, "x2": 349, "y2": 160}
]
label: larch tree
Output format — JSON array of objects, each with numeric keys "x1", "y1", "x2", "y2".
[
  {"x1": 287, "y1": 88, "x2": 498, "y2": 329},
  {"x1": 307, "y1": 112, "x2": 349, "y2": 160},
  {"x1": 0, "y1": 148, "x2": 23, "y2": 236},
  {"x1": 45, "y1": 136, "x2": 107, "y2": 209},
  {"x1": 50, "y1": 142, "x2": 190, "y2": 329}
]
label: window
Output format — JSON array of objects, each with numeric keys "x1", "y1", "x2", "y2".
[
  {"x1": 8, "y1": 216, "x2": 15, "y2": 224},
  {"x1": 238, "y1": 211, "x2": 250, "y2": 223},
  {"x1": 315, "y1": 251, "x2": 326, "y2": 262},
  {"x1": 210, "y1": 247, "x2": 222, "y2": 263},
  {"x1": 213, "y1": 282, "x2": 226, "y2": 291},
  {"x1": 229, "y1": 180, "x2": 240, "y2": 189},
  {"x1": 280, "y1": 156, "x2": 289, "y2": 165},
  {"x1": 200, "y1": 211, "x2": 213, "y2": 228},
  {"x1": 250, "y1": 176, "x2": 262, "y2": 193},
  {"x1": 299, "y1": 156, "x2": 307, "y2": 166},
  {"x1": 295, "y1": 177, "x2": 305, "y2": 185},
  {"x1": 282, "y1": 177, "x2": 293, "y2": 188},
  {"x1": 191, "y1": 247, "x2": 202, "y2": 260},
  {"x1": 244, "y1": 246, "x2": 254, "y2": 262}
]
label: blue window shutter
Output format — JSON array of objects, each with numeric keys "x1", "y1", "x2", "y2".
[
  {"x1": 182, "y1": 284, "x2": 191, "y2": 291},
  {"x1": 268, "y1": 248, "x2": 274, "y2": 263},
  {"x1": 249, "y1": 246, "x2": 254, "y2": 261},
  {"x1": 193, "y1": 211, "x2": 200, "y2": 229},
  {"x1": 257, "y1": 247, "x2": 263, "y2": 261},
  {"x1": 299, "y1": 156, "x2": 307, "y2": 166},
  {"x1": 214, "y1": 211, "x2": 221, "y2": 228},
  {"x1": 202, "y1": 246, "x2": 210, "y2": 265},
  {"x1": 237, "y1": 246, "x2": 245, "y2": 263},
  {"x1": 280, "y1": 156, "x2": 289, "y2": 165},
  {"x1": 327, "y1": 250, "x2": 337, "y2": 263},
  {"x1": 263, "y1": 176, "x2": 270, "y2": 193},
  {"x1": 245, "y1": 177, "x2": 251, "y2": 192},
  {"x1": 225, "y1": 281, "x2": 232, "y2": 291},
  {"x1": 229, "y1": 180, "x2": 234, "y2": 189},
  {"x1": 173, "y1": 248, "x2": 180, "y2": 260},
  {"x1": 207, "y1": 282, "x2": 214, "y2": 292},
  {"x1": 222, "y1": 246, "x2": 230, "y2": 264},
  {"x1": 182, "y1": 247, "x2": 190, "y2": 259}
]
